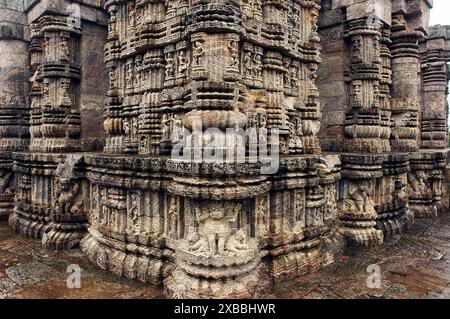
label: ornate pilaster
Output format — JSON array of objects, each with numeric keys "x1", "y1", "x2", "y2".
[
  {"x1": 339, "y1": 154, "x2": 384, "y2": 246},
  {"x1": 10, "y1": 14, "x2": 84, "y2": 241},
  {"x1": 420, "y1": 25, "x2": 450, "y2": 149},
  {"x1": 390, "y1": 12, "x2": 423, "y2": 152},
  {"x1": 0, "y1": 3, "x2": 30, "y2": 219},
  {"x1": 9, "y1": 2, "x2": 108, "y2": 248},
  {"x1": 343, "y1": 19, "x2": 387, "y2": 153},
  {"x1": 409, "y1": 151, "x2": 446, "y2": 217},
  {"x1": 28, "y1": 16, "x2": 82, "y2": 153},
  {"x1": 396, "y1": 3, "x2": 450, "y2": 219},
  {"x1": 83, "y1": 0, "x2": 344, "y2": 299},
  {"x1": 335, "y1": 2, "x2": 409, "y2": 246},
  {"x1": 420, "y1": 25, "x2": 450, "y2": 214}
]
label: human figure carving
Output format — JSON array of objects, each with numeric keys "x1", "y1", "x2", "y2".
[
  {"x1": 225, "y1": 229, "x2": 249, "y2": 253},
  {"x1": 193, "y1": 40, "x2": 205, "y2": 67},
  {"x1": 171, "y1": 115, "x2": 183, "y2": 143},
  {"x1": 108, "y1": 9, "x2": 117, "y2": 34},
  {"x1": 187, "y1": 232, "x2": 209, "y2": 254},
  {"x1": 161, "y1": 114, "x2": 172, "y2": 140},
  {"x1": 168, "y1": 201, "x2": 178, "y2": 238},
  {"x1": 128, "y1": 193, "x2": 140, "y2": 232},
  {"x1": 244, "y1": 51, "x2": 253, "y2": 76},
  {"x1": 126, "y1": 60, "x2": 134, "y2": 86},
  {"x1": 253, "y1": 54, "x2": 262, "y2": 77},
  {"x1": 198, "y1": 205, "x2": 238, "y2": 256},
  {"x1": 135, "y1": 56, "x2": 142, "y2": 86},
  {"x1": 178, "y1": 50, "x2": 188, "y2": 75},
  {"x1": 43, "y1": 79, "x2": 51, "y2": 105},
  {"x1": 228, "y1": 40, "x2": 239, "y2": 68},
  {"x1": 59, "y1": 38, "x2": 70, "y2": 62},
  {"x1": 165, "y1": 52, "x2": 175, "y2": 77},
  {"x1": 55, "y1": 179, "x2": 82, "y2": 215},
  {"x1": 288, "y1": 121, "x2": 303, "y2": 150},
  {"x1": 128, "y1": 4, "x2": 135, "y2": 28},
  {"x1": 344, "y1": 182, "x2": 376, "y2": 214},
  {"x1": 408, "y1": 171, "x2": 431, "y2": 196},
  {"x1": 59, "y1": 78, "x2": 71, "y2": 106}
]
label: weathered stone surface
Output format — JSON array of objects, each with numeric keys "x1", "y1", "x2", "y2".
[
  {"x1": 0, "y1": 0, "x2": 449, "y2": 299},
  {"x1": 0, "y1": 3, "x2": 29, "y2": 220},
  {"x1": 2, "y1": 214, "x2": 450, "y2": 298}
]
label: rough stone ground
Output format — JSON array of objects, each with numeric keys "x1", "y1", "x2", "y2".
[{"x1": 1, "y1": 214, "x2": 449, "y2": 299}]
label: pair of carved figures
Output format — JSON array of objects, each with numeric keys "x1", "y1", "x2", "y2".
[
  {"x1": 165, "y1": 51, "x2": 189, "y2": 77},
  {"x1": 243, "y1": 50, "x2": 262, "y2": 78},
  {"x1": 187, "y1": 202, "x2": 250, "y2": 257},
  {"x1": 161, "y1": 114, "x2": 183, "y2": 142},
  {"x1": 44, "y1": 34, "x2": 70, "y2": 63}
]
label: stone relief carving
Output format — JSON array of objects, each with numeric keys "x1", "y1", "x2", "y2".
[
  {"x1": 3, "y1": 0, "x2": 448, "y2": 300},
  {"x1": 408, "y1": 171, "x2": 432, "y2": 197},
  {"x1": 0, "y1": 171, "x2": 13, "y2": 194},
  {"x1": 190, "y1": 202, "x2": 243, "y2": 257},
  {"x1": 54, "y1": 178, "x2": 83, "y2": 215},
  {"x1": 342, "y1": 182, "x2": 376, "y2": 214}
]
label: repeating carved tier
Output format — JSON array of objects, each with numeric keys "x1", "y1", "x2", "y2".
[{"x1": 1, "y1": 0, "x2": 449, "y2": 299}]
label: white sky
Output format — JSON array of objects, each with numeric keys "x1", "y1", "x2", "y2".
[{"x1": 430, "y1": 0, "x2": 450, "y2": 25}]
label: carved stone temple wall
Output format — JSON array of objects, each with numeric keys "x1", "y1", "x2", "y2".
[
  {"x1": 0, "y1": 0, "x2": 449, "y2": 299},
  {"x1": 0, "y1": 1, "x2": 30, "y2": 219},
  {"x1": 5, "y1": 0, "x2": 108, "y2": 248},
  {"x1": 318, "y1": 0, "x2": 450, "y2": 245}
]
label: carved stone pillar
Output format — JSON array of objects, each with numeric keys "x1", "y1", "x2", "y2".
[
  {"x1": 420, "y1": 26, "x2": 450, "y2": 150},
  {"x1": 417, "y1": 25, "x2": 450, "y2": 217},
  {"x1": 0, "y1": 3, "x2": 30, "y2": 219},
  {"x1": 390, "y1": 12, "x2": 422, "y2": 152},
  {"x1": 392, "y1": 2, "x2": 449, "y2": 219},
  {"x1": 409, "y1": 151, "x2": 446, "y2": 217},
  {"x1": 339, "y1": 155, "x2": 384, "y2": 246},
  {"x1": 344, "y1": 19, "x2": 387, "y2": 153},
  {"x1": 83, "y1": 0, "x2": 343, "y2": 299},
  {"x1": 334, "y1": 1, "x2": 408, "y2": 246},
  {"x1": 28, "y1": 17, "x2": 83, "y2": 153},
  {"x1": 9, "y1": 3, "x2": 108, "y2": 249}
]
